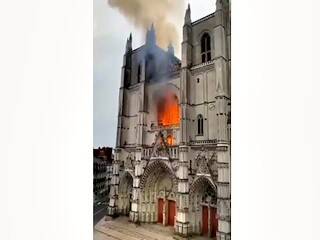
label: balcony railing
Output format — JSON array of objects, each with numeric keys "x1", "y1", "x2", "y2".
[
  {"x1": 189, "y1": 139, "x2": 217, "y2": 145},
  {"x1": 142, "y1": 146, "x2": 179, "y2": 160},
  {"x1": 150, "y1": 121, "x2": 179, "y2": 131}
]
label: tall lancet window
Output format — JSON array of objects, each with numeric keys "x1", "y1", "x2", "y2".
[
  {"x1": 197, "y1": 114, "x2": 204, "y2": 135},
  {"x1": 137, "y1": 64, "x2": 141, "y2": 83},
  {"x1": 201, "y1": 33, "x2": 211, "y2": 63}
]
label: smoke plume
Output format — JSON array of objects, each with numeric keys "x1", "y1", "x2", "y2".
[{"x1": 108, "y1": 0, "x2": 185, "y2": 53}]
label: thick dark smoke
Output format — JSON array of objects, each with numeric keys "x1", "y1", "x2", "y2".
[{"x1": 108, "y1": 0, "x2": 186, "y2": 53}]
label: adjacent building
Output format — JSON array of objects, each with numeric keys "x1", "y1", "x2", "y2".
[
  {"x1": 94, "y1": 147, "x2": 113, "y2": 203},
  {"x1": 108, "y1": 1, "x2": 231, "y2": 239}
]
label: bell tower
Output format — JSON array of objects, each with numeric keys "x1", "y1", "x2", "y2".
[
  {"x1": 108, "y1": 33, "x2": 133, "y2": 217},
  {"x1": 214, "y1": 1, "x2": 231, "y2": 240}
]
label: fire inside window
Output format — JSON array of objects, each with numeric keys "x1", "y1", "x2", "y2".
[
  {"x1": 167, "y1": 135, "x2": 174, "y2": 145},
  {"x1": 157, "y1": 92, "x2": 180, "y2": 128}
]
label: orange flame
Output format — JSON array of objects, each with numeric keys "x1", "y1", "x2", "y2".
[
  {"x1": 158, "y1": 92, "x2": 180, "y2": 127},
  {"x1": 167, "y1": 135, "x2": 174, "y2": 145}
]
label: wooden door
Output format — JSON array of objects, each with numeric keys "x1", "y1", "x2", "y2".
[
  {"x1": 210, "y1": 207, "x2": 218, "y2": 238},
  {"x1": 168, "y1": 200, "x2": 176, "y2": 226},
  {"x1": 202, "y1": 206, "x2": 209, "y2": 236},
  {"x1": 158, "y1": 199, "x2": 164, "y2": 224}
]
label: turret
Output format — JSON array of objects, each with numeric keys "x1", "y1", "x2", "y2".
[
  {"x1": 184, "y1": 4, "x2": 191, "y2": 25},
  {"x1": 216, "y1": 0, "x2": 230, "y2": 11},
  {"x1": 179, "y1": 4, "x2": 193, "y2": 146},
  {"x1": 125, "y1": 32, "x2": 132, "y2": 53},
  {"x1": 122, "y1": 33, "x2": 132, "y2": 88},
  {"x1": 182, "y1": 4, "x2": 192, "y2": 67},
  {"x1": 167, "y1": 42, "x2": 174, "y2": 56},
  {"x1": 146, "y1": 23, "x2": 156, "y2": 47},
  {"x1": 216, "y1": 0, "x2": 222, "y2": 10}
]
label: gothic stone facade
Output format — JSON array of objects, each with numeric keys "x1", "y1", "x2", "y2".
[{"x1": 108, "y1": 1, "x2": 231, "y2": 239}]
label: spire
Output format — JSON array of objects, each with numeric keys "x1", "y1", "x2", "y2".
[
  {"x1": 167, "y1": 42, "x2": 174, "y2": 56},
  {"x1": 149, "y1": 23, "x2": 156, "y2": 44},
  {"x1": 150, "y1": 23, "x2": 155, "y2": 33},
  {"x1": 146, "y1": 23, "x2": 156, "y2": 46},
  {"x1": 184, "y1": 3, "x2": 191, "y2": 25},
  {"x1": 125, "y1": 33, "x2": 132, "y2": 53}
]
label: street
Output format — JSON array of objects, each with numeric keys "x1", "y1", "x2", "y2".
[
  {"x1": 94, "y1": 216, "x2": 212, "y2": 240},
  {"x1": 94, "y1": 202, "x2": 107, "y2": 225}
]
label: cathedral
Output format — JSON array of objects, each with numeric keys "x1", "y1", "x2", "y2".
[{"x1": 107, "y1": 1, "x2": 231, "y2": 239}]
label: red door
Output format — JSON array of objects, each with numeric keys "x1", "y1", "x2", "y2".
[
  {"x1": 158, "y1": 199, "x2": 164, "y2": 224},
  {"x1": 168, "y1": 200, "x2": 176, "y2": 226},
  {"x1": 202, "y1": 206, "x2": 209, "y2": 236},
  {"x1": 210, "y1": 207, "x2": 218, "y2": 238}
]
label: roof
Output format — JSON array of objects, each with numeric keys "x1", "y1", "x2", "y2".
[{"x1": 93, "y1": 147, "x2": 113, "y2": 160}]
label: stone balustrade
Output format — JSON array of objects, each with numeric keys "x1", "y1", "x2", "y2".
[{"x1": 142, "y1": 146, "x2": 179, "y2": 160}]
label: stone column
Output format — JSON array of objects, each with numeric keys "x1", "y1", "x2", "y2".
[
  {"x1": 180, "y1": 68, "x2": 190, "y2": 145},
  {"x1": 180, "y1": 4, "x2": 192, "y2": 145},
  {"x1": 107, "y1": 148, "x2": 121, "y2": 216},
  {"x1": 175, "y1": 145, "x2": 190, "y2": 236},
  {"x1": 130, "y1": 147, "x2": 143, "y2": 222},
  {"x1": 137, "y1": 63, "x2": 146, "y2": 146},
  {"x1": 215, "y1": 95, "x2": 231, "y2": 240}
]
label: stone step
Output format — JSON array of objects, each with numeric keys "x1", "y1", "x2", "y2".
[
  {"x1": 106, "y1": 221, "x2": 173, "y2": 240},
  {"x1": 95, "y1": 217, "x2": 213, "y2": 240},
  {"x1": 96, "y1": 217, "x2": 174, "y2": 240},
  {"x1": 106, "y1": 224, "x2": 155, "y2": 240},
  {"x1": 140, "y1": 224, "x2": 174, "y2": 237},
  {"x1": 95, "y1": 227, "x2": 137, "y2": 240}
]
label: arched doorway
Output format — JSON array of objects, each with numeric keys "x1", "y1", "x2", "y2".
[
  {"x1": 118, "y1": 171, "x2": 133, "y2": 216},
  {"x1": 139, "y1": 160, "x2": 177, "y2": 226},
  {"x1": 189, "y1": 176, "x2": 218, "y2": 238}
]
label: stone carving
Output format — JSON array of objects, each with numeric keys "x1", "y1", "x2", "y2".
[
  {"x1": 195, "y1": 150, "x2": 210, "y2": 175},
  {"x1": 203, "y1": 184, "x2": 216, "y2": 204},
  {"x1": 194, "y1": 149, "x2": 218, "y2": 181},
  {"x1": 150, "y1": 131, "x2": 170, "y2": 158},
  {"x1": 208, "y1": 152, "x2": 217, "y2": 172},
  {"x1": 170, "y1": 160, "x2": 179, "y2": 173},
  {"x1": 208, "y1": 103, "x2": 215, "y2": 111},
  {"x1": 125, "y1": 152, "x2": 135, "y2": 170},
  {"x1": 197, "y1": 155, "x2": 210, "y2": 174}
]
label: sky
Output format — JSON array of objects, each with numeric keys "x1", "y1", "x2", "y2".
[{"x1": 94, "y1": 0, "x2": 216, "y2": 148}]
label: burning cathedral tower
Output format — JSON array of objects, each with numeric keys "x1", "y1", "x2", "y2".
[{"x1": 108, "y1": 1, "x2": 231, "y2": 239}]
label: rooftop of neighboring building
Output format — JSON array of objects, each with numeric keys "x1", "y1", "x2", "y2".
[{"x1": 93, "y1": 147, "x2": 113, "y2": 163}]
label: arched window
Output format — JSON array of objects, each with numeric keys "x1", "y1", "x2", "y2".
[
  {"x1": 201, "y1": 33, "x2": 211, "y2": 63},
  {"x1": 137, "y1": 64, "x2": 141, "y2": 83},
  {"x1": 145, "y1": 54, "x2": 155, "y2": 81},
  {"x1": 197, "y1": 114, "x2": 204, "y2": 135},
  {"x1": 157, "y1": 92, "x2": 180, "y2": 127}
]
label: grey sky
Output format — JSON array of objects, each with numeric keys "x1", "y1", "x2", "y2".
[{"x1": 93, "y1": 0, "x2": 216, "y2": 148}]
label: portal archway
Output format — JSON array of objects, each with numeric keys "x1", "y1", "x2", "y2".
[
  {"x1": 189, "y1": 176, "x2": 217, "y2": 238},
  {"x1": 139, "y1": 160, "x2": 177, "y2": 226},
  {"x1": 118, "y1": 171, "x2": 133, "y2": 215}
]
